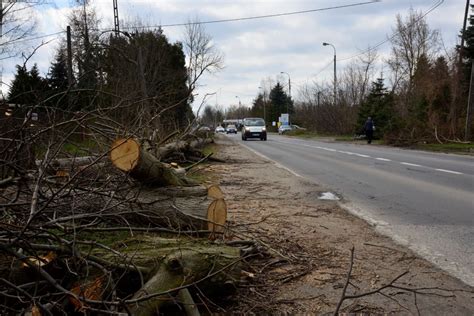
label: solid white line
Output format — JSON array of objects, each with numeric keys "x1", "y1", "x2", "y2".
[
  {"x1": 238, "y1": 142, "x2": 303, "y2": 178},
  {"x1": 376, "y1": 158, "x2": 392, "y2": 161},
  {"x1": 400, "y1": 162, "x2": 422, "y2": 167},
  {"x1": 435, "y1": 168, "x2": 463, "y2": 175}
]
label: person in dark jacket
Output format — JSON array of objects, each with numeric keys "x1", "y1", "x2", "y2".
[{"x1": 364, "y1": 117, "x2": 375, "y2": 144}]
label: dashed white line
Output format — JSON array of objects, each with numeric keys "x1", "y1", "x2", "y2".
[
  {"x1": 400, "y1": 162, "x2": 422, "y2": 167},
  {"x1": 271, "y1": 139, "x2": 464, "y2": 176},
  {"x1": 435, "y1": 168, "x2": 463, "y2": 175}
]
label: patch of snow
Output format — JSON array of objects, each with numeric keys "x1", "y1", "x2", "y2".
[{"x1": 318, "y1": 192, "x2": 340, "y2": 200}]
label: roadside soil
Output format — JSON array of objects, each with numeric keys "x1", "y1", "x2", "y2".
[{"x1": 207, "y1": 135, "x2": 474, "y2": 314}]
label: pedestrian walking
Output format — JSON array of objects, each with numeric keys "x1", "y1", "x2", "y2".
[{"x1": 364, "y1": 117, "x2": 375, "y2": 144}]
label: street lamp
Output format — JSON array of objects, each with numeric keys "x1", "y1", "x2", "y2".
[
  {"x1": 235, "y1": 95, "x2": 241, "y2": 106},
  {"x1": 323, "y1": 42, "x2": 337, "y2": 105},
  {"x1": 258, "y1": 86, "x2": 266, "y2": 124}
]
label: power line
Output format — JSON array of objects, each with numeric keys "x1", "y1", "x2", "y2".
[
  {"x1": 337, "y1": 0, "x2": 444, "y2": 62},
  {"x1": 309, "y1": 0, "x2": 444, "y2": 83},
  {"x1": 2, "y1": 0, "x2": 381, "y2": 45},
  {"x1": 5, "y1": 31, "x2": 65, "y2": 45},
  {"x1": 122, "y1": 0, "x2": 381, "y2": 29}
]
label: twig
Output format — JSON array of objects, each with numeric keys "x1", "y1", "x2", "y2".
[
  {"x1": 333, "y1": 246, "x2": 355, "y2": 315},
  {"x1": 185, "y1": 152, "x2": 213, "y2": 171}
]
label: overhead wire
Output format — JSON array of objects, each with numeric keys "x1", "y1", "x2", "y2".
[
  {"x1": 121, "y1": 0, "x2": 381, "y2": 29},
  {"x1": 337, "y1": 0, "x2": 444, "y2": 62}
]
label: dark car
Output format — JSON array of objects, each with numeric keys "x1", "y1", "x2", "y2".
[{"x1": 241, "y1": 117, "x2": 267, "y2": 141}]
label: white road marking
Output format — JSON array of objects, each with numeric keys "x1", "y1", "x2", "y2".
[
  {"x1": 435, "y1": 168, "x2": 463, "y2": 175},
  {"x1": 238, "y1": 141, "x2": 303, "y2": 178},
  {"x1": 400, "y1": 162, "x2": 422, "y2": 167},
  {"x1": 272, "y1": 139, "x2": 464, "y2": 176}
]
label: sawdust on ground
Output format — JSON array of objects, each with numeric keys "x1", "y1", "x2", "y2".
[{"x1": 207, "y1": 135, "x2": 474, "y2": 315}]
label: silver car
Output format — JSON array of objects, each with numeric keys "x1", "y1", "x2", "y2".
[{"x1": 241, "y1": 117, "x2": 267, "y2": 141}]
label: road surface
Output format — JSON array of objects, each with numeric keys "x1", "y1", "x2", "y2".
[{"x1": 228, "y1": 133, "x2": 474, "y2": 286}]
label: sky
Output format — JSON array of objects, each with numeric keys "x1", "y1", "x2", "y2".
[{"x1": 1, "y1": 0, "x2": 467, "y2": 113}]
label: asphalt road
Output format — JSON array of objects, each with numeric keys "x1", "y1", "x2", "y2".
[{"x1": 227, "y1": 133, "x2": 474, "y2": 286}]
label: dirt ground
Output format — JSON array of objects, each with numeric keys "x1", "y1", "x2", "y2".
[{"x1": 206, "y1": 135, "x2": 474, "y2": 315}]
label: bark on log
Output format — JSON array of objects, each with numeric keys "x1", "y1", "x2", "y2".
[
  {"x1": 110, "y1": 138, "x2": 193, "y2": 186},
  {"x1": 131, "y1": 187, "x2": 227, "y2": 230},
  {"x1": 122, "y1": 236, "x2": 241, "y2": 316},
  {"x1": 154, "y1": 138, "x2": 212, "y2": 160}
]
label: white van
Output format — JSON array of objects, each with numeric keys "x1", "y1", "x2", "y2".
[{"x1": 241, "y1": 117, "x2": 267, "y2": 141}]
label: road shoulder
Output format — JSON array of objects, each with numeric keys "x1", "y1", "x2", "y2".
[{"x1": 210, "y1": 135, "x2": 474, "y2": 314}]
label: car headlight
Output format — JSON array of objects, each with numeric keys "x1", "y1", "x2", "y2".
[
  {"x1": 245, "y1": 127, "x2": 250, "y2": 131},
  {"x1": 262, "y1": 127, "x2": 266, "y2": 131}
]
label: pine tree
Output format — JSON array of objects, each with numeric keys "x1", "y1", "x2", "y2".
[
  {"x1": 269, "y1": 83, "x2": 290, "y2": 123},
  {"x1": 48, "y1": 49, "x2": 69, "y2": 91},
  {"x1": 47, "y1": 48, "x2": 71, "y2": 108},
  {"x1": 356, "y1": 78, "x2": 396, "y2": 138},
  {"x1": 8, "y1": 64, "x2": 49, "y2": 106}
]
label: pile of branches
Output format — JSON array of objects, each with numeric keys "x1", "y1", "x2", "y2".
[{"x1": 0, "y1": 105, "x2": 246, "y2": 315}]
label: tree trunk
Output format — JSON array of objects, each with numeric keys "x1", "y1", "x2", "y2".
[
  {"x1": 154, "y1": 138, "x2": 212, "y2": 160},
  {"x1": 124, "y1": 237, "x2": 241, "y2": 316},
  {"x1": 110, "y1": 138, "x2": 192, "y2": 186}
]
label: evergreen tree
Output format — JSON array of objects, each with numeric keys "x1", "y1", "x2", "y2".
[
  {"x1": 269, "y1": 83, "x2": 291, "y2": 123},
  {"x1": 102, "y1": 30, "x2": 193, "y2": 132},
  {"x1": 251, "y1": 93, "x2": 265, "y2": 118},
  {"x1": 410, "y1": 54, "x2": 431, "y2": 126},
  {"x1": 48, "y1": 48, "x2": 69, "y2": 91},
  {"x1": 430, "y1": 56, "x2": 451, "y2": 123},
  {"x1": 47, "y1": 48, "x2": 70, "y2": 108},
  {"x1": 356, "y1": 78, "x2": 396, "y2": 138},
  {"x1": 8, "y1": 64, "x2": 49, "y2": 106}
]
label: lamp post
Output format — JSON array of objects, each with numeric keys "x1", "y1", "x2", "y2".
[
  {"x1": 323, "y1": 42, "x2": 337, "y2": 105},
  {"x1": 280, "y1": 71, "x2": 291, "y2": 125},
  {"x1": 235, "y1": 95, "x2": 241, "y2": 106},
  {"x1": 258, "y1": 86, "x2": 266, "y2": 124},
  {"x1": 235, "y1": 96, "x2": 242, "y2": 127}
]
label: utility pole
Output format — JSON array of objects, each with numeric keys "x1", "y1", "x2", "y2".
[
  {"x1": 113, "y1": 0, "x2": 120, "y2": 37},
  {"x1": 259, "y1": 86, "x2": 266, "y2": 124},
  {"x1": 0, "y1": 0, "x2": 4, "y2": 98},
  {"x1": 280, "y1": 71, "x2": 291, "y2": 124},
  {"x1": 66, "y1": 26, "x2": 73, "y2": 88},
  {"x1": 466, "y1": 61, "x2": 473, "y2": 141},
  {"x1": 66, "y1": 26, "x2": 74, "y2": 107},
  {"x1": 463, "y1": 0, "x2": 472, "y2": 141}
]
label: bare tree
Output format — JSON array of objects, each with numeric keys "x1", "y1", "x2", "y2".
[
  {"x1": 183, "y1": 18, "x2": 224, "y2": 93},
  {"x1": 389, "y1": 8, "x2": 440, "y2": 86},
  {"x1": 0, "y1": 0, "x2": 47, "y2": 58}
]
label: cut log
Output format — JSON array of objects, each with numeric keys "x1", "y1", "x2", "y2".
[
  {"x1": 207, "y1": 199, "x2": 227, "y2": 235},
  {"x1": 207, "y1": 185, "x2": 224, "y2": 200},
  {"x1": 154, "y1": 138, "x2": 212, "y2": 160},
  {"x1": 131, "y1": 188, "x2": 227, "y2": 231},
  {"x1": 122, "y1": 236, "x2": 241, "y2": 316},
  {"x1": 110, "y1": 138, "x2": 192, "y2": 186}
]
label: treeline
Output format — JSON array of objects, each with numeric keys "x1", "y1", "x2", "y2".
[
  {"x1": 296, "y1": 8, "x2": 472, "y2": 144},
  {"x1": 6, "y1": 2, "x2": 222, "y2": 138},
  {"x1": 203, "y1": 8, "x2": 472, "y2": 143}
]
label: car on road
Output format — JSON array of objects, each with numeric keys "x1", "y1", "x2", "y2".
[
  {"x1": 241, "y1": 117, "x2": 267, "y2": 141},
  {"x1": 278, "y1": 124, "x2": 306, "y2": 134},
  {"x1": 226, "y1": 124, "x2": 237, "y2": 134},
  {"x1": 278, "y1": 125, "x2": 292, "y2": 134},
  {"x1": 215, "y1": 126, "x2": 225, "y2": 133}
]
